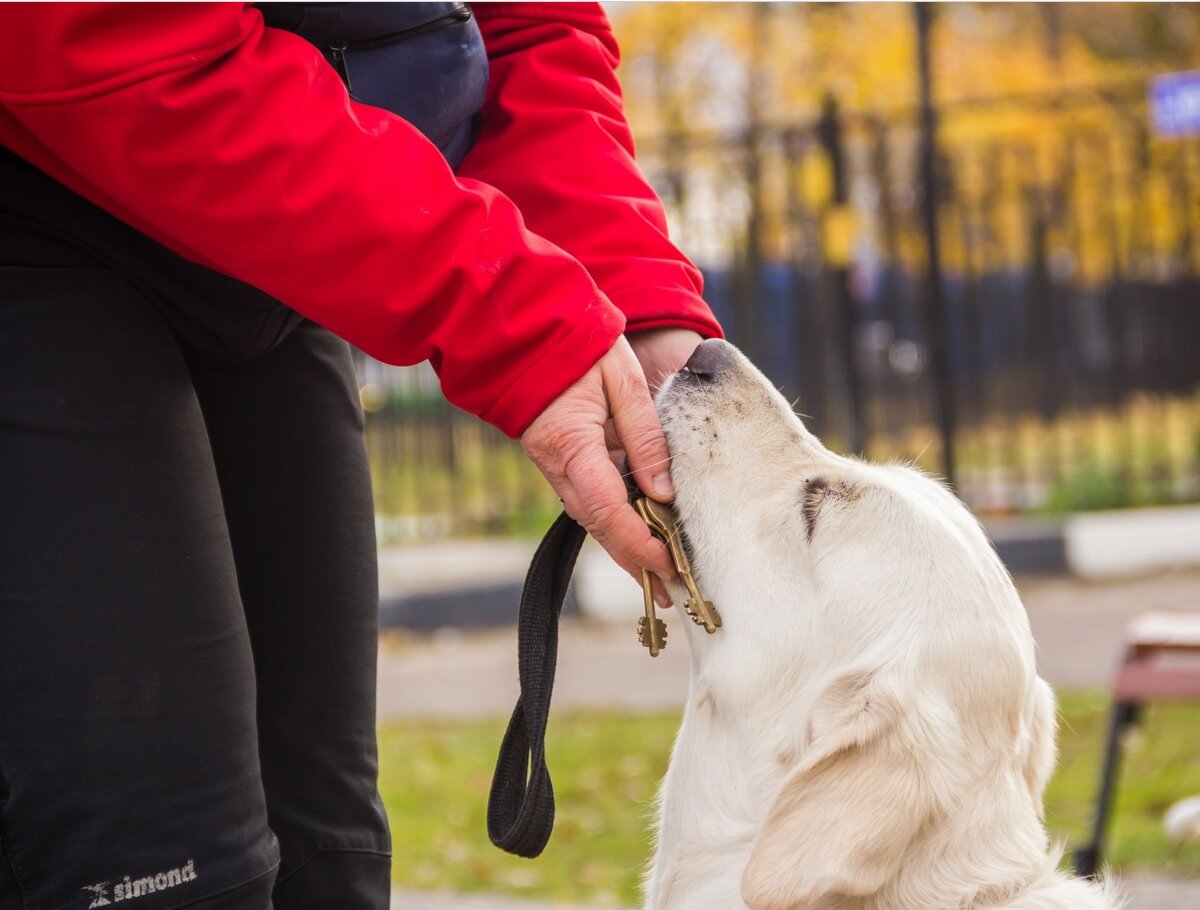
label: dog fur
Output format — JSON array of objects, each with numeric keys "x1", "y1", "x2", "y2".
[{"x1": 644, "y1": 340, "x2": 1121, "y2": 910}]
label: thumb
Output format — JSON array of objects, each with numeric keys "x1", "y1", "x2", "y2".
[{"x1": 600, "y1": 337, "x2": 675, "y2": 502}]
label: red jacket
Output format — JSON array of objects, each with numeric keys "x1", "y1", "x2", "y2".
[{"x1": 0, "y1": 2, "x2": 720, "y2": 437}]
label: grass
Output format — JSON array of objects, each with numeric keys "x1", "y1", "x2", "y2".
[
  {"x1": 1046, "y1": 692, "x2": 1200, "y2": 876},
  {"x1": 377, "y1": 692, "x2": 1200, "y2": 904},
  {"x1": 378, "y1": 713, "x2": 675, "y2": 904}
]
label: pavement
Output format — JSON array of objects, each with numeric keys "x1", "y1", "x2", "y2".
[
  {"x1": 386, "y1": 873, "x2": 1200, "y2": 907},
  {"x1": 388, "y1": 873, "x2": 1200, "y2": 909},
  {"x1": 390, "y1": 892, "x2": 612, "y2": 910},
  {"x1": 389, "y1": 879, "x2": 1200, "y2": 908},
  {"x1": 376, "y1": 509, "x2": 1200, "y2": 910},
  {"x1": 377, "y1": 564, "x2": 1200, "y2": 721}
]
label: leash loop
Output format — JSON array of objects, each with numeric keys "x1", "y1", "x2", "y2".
[{"x1": 487, "y1": 510, "x2": 587, "y2": 857}]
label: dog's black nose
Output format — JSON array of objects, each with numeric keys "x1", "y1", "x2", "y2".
[{"x1": 684, "y1": 338, "x2": 732, "y2": 378}]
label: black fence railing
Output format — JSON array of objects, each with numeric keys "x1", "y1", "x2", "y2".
[{"x1": 361, "y1": 84, "x2": 1200, "y2": 540}]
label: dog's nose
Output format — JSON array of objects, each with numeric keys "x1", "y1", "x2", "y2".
[{"x1": 684, "y1": 338, "x2": 732, "y2": 378}]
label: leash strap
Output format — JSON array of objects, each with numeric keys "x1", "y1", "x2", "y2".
[{"x1": 487, "y1": 510, "x2": 587, "y2": 857}]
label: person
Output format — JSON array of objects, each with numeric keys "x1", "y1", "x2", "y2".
[{"x1": 0, "y1": 3, "x2": 721, "y2": 909}]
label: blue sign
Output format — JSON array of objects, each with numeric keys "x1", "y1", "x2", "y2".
[{"x1": 1150, "y1": 70, "x2": 1200, "y2": 138}]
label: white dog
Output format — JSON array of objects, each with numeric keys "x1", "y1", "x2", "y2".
[{"x1": 644, "y1": 339, "x2": 1120, "y2": 910}]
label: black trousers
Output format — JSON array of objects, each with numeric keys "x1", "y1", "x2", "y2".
[{"x1": 0, "y1": 229, "x2": 391, "y2": 905}]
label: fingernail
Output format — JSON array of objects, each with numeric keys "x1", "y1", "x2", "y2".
[{"x1": 653, "y1": 471, "x2": 675, "y2": 497}]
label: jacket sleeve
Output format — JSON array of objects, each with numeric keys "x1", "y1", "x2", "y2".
[
  {"x1": 463, "y1": 3, "x2": 722, "y2": 339},
  {"x1": 0, "y1": 2, "x2": 625, "y2": 437}
]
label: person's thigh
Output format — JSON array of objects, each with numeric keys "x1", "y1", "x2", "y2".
[
  {"x1": 0, "y1": 265, "x2": 279, "y2": 909},
  {"x1": 184, "y1": 323, "x2": 391, "y2": 909}
]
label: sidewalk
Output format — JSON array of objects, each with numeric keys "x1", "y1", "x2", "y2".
[
  {"x1": 390, "y1": 891, "x2": 610, "y2": 910},
  {"x1": 377, "y1": 566, "x2": 1200, "y2": 721},
  {"x1": 390, "y1": 874, "x2": 1200, "y2": 909}
]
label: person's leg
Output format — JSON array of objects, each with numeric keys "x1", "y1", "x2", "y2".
[
  {"x1": 184, "y1": 323, "x2": 391, "y2": 910},
  {"x1": 0, "y1": 264, "x2": 279, "y2": 909}
]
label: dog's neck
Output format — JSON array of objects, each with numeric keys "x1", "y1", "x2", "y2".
[
  {"x1": 644, "y1": 683, "x2": 767, "y2": 908},
  {"x1": 646, "y1": 616, "x2": 813, "y2": 910}
]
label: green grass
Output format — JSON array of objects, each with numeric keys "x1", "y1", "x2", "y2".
[
  {"x1": 378, "y1": 693, "x2": 1200, "y2": 904},
  {"x1": 1046, "y1": 692, "x2": 1200, "y2": 876},
  {"x1": 378, "y1": 713, "x2": 674, "y2": 904}
]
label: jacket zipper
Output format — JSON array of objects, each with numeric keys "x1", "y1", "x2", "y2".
[{"x1": 329, "y1": 5, "x2": 473, "y2": 92}]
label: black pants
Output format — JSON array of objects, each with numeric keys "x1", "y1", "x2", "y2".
[{"x1": 0, "y1": 237, "x2": 391, "y2": 904}]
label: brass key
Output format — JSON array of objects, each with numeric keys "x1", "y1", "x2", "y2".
[
  {"x1": 632, "y1": 496, "x2": 722, "y2": 646},
  {"x1": 637, "y1": 567, "x2": 668, "y2": 656}
]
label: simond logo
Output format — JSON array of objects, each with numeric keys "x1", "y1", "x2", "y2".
[
  {"x1": 82, "y1": 882, "x2": 111, "y2": 907},
  {"x1": 84, "y1": 859, "x2": 197, "y2": 907}
]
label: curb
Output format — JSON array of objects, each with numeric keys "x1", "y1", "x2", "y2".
[
  {"x1": 986, "y1": 517, "x2": 1068, "y2": 575},
  {"x1": 380, "y1": 583, "x2": 576, "y2": 630},
  {"x1": 1065, "y1": 505, "x2": 1200, "y2": 579}
]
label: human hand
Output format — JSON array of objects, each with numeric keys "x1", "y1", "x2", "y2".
[
  {"x1": 628, "y1": 328, "x2": 705, "y2": 394},
  {"x1": 521, "y1": 336, "x2": 677, "y2": 594},
  {"x1": 604, "y1": 328, "x2": 703, "y2": 466}
]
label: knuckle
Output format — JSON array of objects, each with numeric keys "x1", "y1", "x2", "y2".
[
  {"x1": 580, "y1": 496, "x2": 626, "y2": 536},
  {"x1": 592, "y1": 497, "x2": 627, "y2": 528},
  {"x1": 609, "y1": 363, "x2": 643, "y2": 401},
  {"x1": 524, "y1": 423, "x2": 586, "y2": 470},
  {"x1": 621, "y1": 424, "x2": 666, "y2": 459},
  {"x1": 559, "y1": 444, "x2": 600, "y2": 491}
]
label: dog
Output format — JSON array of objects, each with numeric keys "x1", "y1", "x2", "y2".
[{"x1": 644, "y1": 339, "x2": 1121, "y2": 910}]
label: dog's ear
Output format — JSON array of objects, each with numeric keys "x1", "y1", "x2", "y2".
[
  {"x1": 1022, "y1": 677, "x2": 1058, "y2": 812},
  {"x1": 741, "y1": 671, "x2": 931, "y2": 910}
]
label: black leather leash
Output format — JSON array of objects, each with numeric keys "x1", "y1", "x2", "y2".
[
  {"x1": 486, "y1": 479, "x2": 714, "y2": 858},
  {"x1": 487, "y1": 510, "x2": 587, "y2": 858}
]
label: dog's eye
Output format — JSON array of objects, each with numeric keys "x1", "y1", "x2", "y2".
[{"x1": 801, "y1": 478, "x2": 829, "y2": 539}]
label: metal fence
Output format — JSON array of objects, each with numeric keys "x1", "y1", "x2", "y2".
[{"x1": 361, "y1": 82, "x2": 1200, "y2": 540}]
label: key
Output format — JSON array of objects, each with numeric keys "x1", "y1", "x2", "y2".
[
  {"x1": 637, "y1": 567, "x2": 668, "y2": 657},
  {"x1": 679, "y1": 576, "x2": 721, "y2": 634},
  {"x1": 632, "y1": 496, "x2": 722, "y2": 636}
]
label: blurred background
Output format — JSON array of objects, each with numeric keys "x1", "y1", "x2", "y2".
[
  {"x1": 362, "y1": 1, "x2": 1200, "y2": 535},
  {"x1": 366, "y1": 4, "x2": 1200, "y2": 908}
]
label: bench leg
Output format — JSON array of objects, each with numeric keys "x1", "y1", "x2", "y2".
[{"x1": 1072, "y1": 700, "x2": 1140, "y2": 878}]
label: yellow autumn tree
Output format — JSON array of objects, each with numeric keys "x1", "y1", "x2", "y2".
[{"x1": 609, "y1": 2, "x2": 1200, "y2": 282}]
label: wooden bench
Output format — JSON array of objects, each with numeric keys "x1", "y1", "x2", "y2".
[{"x1": 1072, "y1": 611, "x2": 1200, "y2": 877}]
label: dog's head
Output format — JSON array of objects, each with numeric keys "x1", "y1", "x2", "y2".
[
  {"x1": 656, "y1": 339, "x2": 1027, "y2": 669},
  {"x1": 655, "y1": 339, "x2": 1057, "y2": 910}
]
